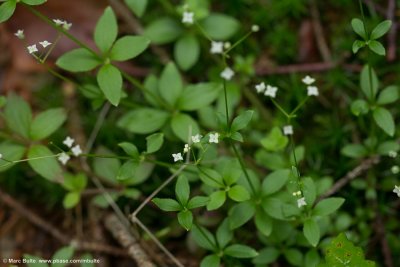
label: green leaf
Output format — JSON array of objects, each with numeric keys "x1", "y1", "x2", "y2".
[
  {"x1": 171, "y1": 113, "x2": 200, "y2": 142},
  {"x1": 56, "y1": 48, "x2": 100, "y2": 72},
  {"x1": 124, "y1": 0, "x2": 147, "y2": 17},
  {"x1": 360, "y1": 65, "x2": 379, "y2": 100},
  {"x1": 284, "y1": 249, "x2": 303, "y2": 266},
  {"x1": 143, "y1": 74, "x2": 160, "y2": 107},
  {"x1": 261, "y1": 197, "x2": 284, "y2": 220},
  {"x1": 216, "y1": 220, "x2": 232, "y2": 248},
  {"x1": 0, "y1": 142, "x2": 26, "y2": 172},
  {"x1": 152, "y1": 198, "x2": 181, "y2": 211},
  {"x1": 341, "y1": 144, "x2": 367, "y2": 158},
  {"x1": 52, "y1": 246, "x2": 74, "y2": 267},
  {"x1": 80, "y1": 254, "x2": 95, "y2": 267},
  {"x1": 21, "y1": 0, "x2": 47, "y2": 5},
  {"x1": 352, "y1": 40, "x2": 366, "y2": 54},
  {"x1": 305, "y1": 250, "x2": 320, "y2": 267},
  {"x1": 200, "y1": 13, "x2": 240, "y2": 40},
  {"x1": 146, "y1": 133, "x2": 164, "y2": 153},
  {"x1": 159, "y1": 62, "x2": 183, "y2": 106},
  {"x1": 174, "y1": 34, "x2": 200, "y2": 70},
  {"x1": 177, "y1": 83, "x2": 221, "y2": 111},
  {"x1": 116, "y1": 160, "x2": 138, "y2": 181},
  {"x1": 110, "y1": 36, "x2": 150, "y2": 61},
  {"x1": 118, "y1": 108, "x2": 169, "y2": 134},
  {"x1": 176, "y1": 175, "x2": 190, "y2": 205},
  {"x1": 30, "y1": 108, "x2": 66, "y2": 140},
  {"x1": 261, "y1": 127, "x2": 289, "y2": 152},
  {"x1": 303, "y1": 177, "x2": 317, "y2": 206},
  {"x1": 63, "y1": 173, "x2": 87, "y2": 192},
  {"x1": 94, "y1": 7, "x2": 118, "y2": 53},
  {"x1": 253, "y1": 247, "x2": 280, "y2": 265},
  {"x1": 351, "y1": 18, "x2": 367, "y2": 39},
  {"x1": 192, "y1": 225, "x2": 216, "y2": 251},
  {"x1": 28, "y1": 145, "x2": 62, "y2": 181},
  {"x1": 368, "y1": 40, "x2": 385, "y2": 56},
  {"x1": 377, "y1": 141, "x2": 400, "y2": 155},
  {"x1": 63, "y1": 191, "x2": 80, "y2": 209},
  {"x1": 228, "y1": 201, "x2": 255, "y2": 229},
  {"x1": 313, "y1": 197, "x2": 345, "y2": 216},
  {"x1": 4, "y1": 93, "x2": 32, "y2": 138},
  {"x1": 303, "y1": 218, "x2": 320, "y2": 247},
  {"x1": 230, "y1": 110, "x2": 253, "y2": 132},
  {"x1": 377, "y1": 85, "x2": 398, "y2": 105},
  {"x1": 93, "y1": 147, "x2": 120, "y2": 184},
  {"x1": 118, "y1": 142, "x2": 139, "y2": 159},
  {"x1": 225, "y1": 244, "x2": 258, "y2": 258},
  {"x1": 262, "y1": 169, "x2": 290, "y2": 195},
  {"x1": 370, "y1": 20, "x2": 392, "y2": 40},
  {"x1": 373, "y1": 107, "x2": 395, "y2": 136},
  {"x1": 0, "y1": 0, "x2": 16, "y2": 23},
  {"x1": 178, "y1": 210, "x2": 193, "y2": 231},
  {"x1": 97, "y1": 64, "x2": 122, "y2": 106},
  {"x1": 199, "y1": 168, "x2": 224, "y2": 188},
  {"x1": 228, "y1": 185, "x2": 250, "y2": 202},
  {"x1": 255, "y1": 209, "x2": 273, "y2": 236},
  {"x1": 143, "y1": 17, "x2": 183, "y2": 44},
  {"x1": 187, "y1": 196, "x2": 209, "y2": 209},
  {"x1": 207, "y1": 190, "x2": 226, "y2": 210},
  {"x1": 200, "y1": 255, "x2": 220, "y2": 267},
  {"x1": 351, "y1": 99, "x2": 369, "y2": 116}
]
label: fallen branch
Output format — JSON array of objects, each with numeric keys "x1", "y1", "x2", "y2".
[{"x1": 255, "y1": 62, "x2": 361, "y2": 75}]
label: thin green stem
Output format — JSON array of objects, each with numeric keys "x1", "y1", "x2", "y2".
[
  {"x1": 271, "y1": 98, "x2": 291, "y2": 118},
  {"x1": 289, "y1": 96, "x2": 309, "y2": 116},
  {"x1": 224, "y1": 31, "x2": 252, "y2": 56}
]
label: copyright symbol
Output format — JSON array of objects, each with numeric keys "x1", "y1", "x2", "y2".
[{"x1": 3, "y1": 259, "x2": 7, "y2": 263}]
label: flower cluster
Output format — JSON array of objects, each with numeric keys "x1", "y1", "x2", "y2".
[
  {"x1": 53, "y1": 19, "x2": 72, "y2": 30},
  {"x1": 302, "y1": 75, "x2": 319, "y2": 96},
  {"x1": 171, "y1": 133, "x2": 219, "y2": 162},
  {"x1": 58, "y1": 136, "x2": 82, "y2": 165},
  {"x1": 26, "y1": 40, "x2": 52, "y2": 54},
  {"x1": 293, "y1": 191, "x2": 307, "y2": 208}
]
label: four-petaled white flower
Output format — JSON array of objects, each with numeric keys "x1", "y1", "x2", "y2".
[
  {"x1": 63, "y1": 136, "x2": 75, "y2": 148},
  {"x1": 265, "y1": 85, "x2": 278, "y2": 98},
  {"x1": 182, "y1": 11, "x2": 194, "y2": 24},
  {"x1": 63, "y1": 22, "x2": 72, "y2": 30},
  {"x1": 58, "y1": 152, "x2": 70, "y2": 165},
  {"x1": 392, "y1": 166, "x2": 400, "y2": 174},
  {"x1": 172, "y1": 153, "x2": 183, "y2": 162},
  {"x1": 53, "y1": 19, "x2": 64, "y2": 26},
  {"x1": 255, "y1": 82, "x2": 266, "y2": 94},
  {"x1": 183, "y1": 144, "x2": 190, "y2": 153},
  {"x1": 389, "y1": 151, "x2": 398, "y2": 158},
  {"x1": 393, "y1": 185, "x2": 400, "y2": 197},
  {"x1": 209, "y1": 133, "x2": 219, "y2": 144},
  {"x1": 71, "y1": 145, "x2": 82, "y2": 157},
  {"x1": 210, "y1": 41, "x2": 224, "y2": 54},
  {"x1": 297, "y1": 197, "x2": 307, "y2": 208},
  {"x1": 39, "y1": 40, "x2": 52, "y2": 48},
  {"x1": 302, "y1": 75, "x2": 315, "y2": 85},
  {"x1": 251, "y1": 24, "x2": 260, "y2": 32},
  {"x1": 27, "y1": 44, "x2": 38, "y2": 54},
  {"x1": 220, "y1": 67, "x2": 234, "y2": 80},
  {"x1": 307, "y1": 86, "x2": 319, "y2": 96},
  {"x1": 53, "y1": 19, "x2": 72, "y2": 30},
  {"x1": 14, "y1": 30, "x2": 24, "y2": 39},
  {"x1": 283, "y1": 125, "x2": 293, "y2": 135},
  {"x1": 191, "y1": 134, "x2": 202, "y2": 144}
]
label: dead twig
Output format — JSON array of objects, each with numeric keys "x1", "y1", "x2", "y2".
[
  {"x1": 255, "y1": 62, "x2": 361, "y2": 75},
  {"x1": 310, "y1": 0, "x2": 332, "y2": 62},
  {"x1": 374, "y1": 207, "x2": 393, "y2": 267},
  {"x1": 386, "y1": 0, "x2": 396, "y2": 61}
]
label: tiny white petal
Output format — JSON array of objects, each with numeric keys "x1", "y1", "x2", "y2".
[
  {"x1": 27, "y1": 44, "x2": 38, "y2": 54},
  {"x1": 209, "y1": 133, "x2": 219, "y2": 144},
  {"x1": 265, "y1": 85, "x2": 278, "y2": 98},
  {"x1": 210, "y1": 41, "x2": 224, "y2": 54},
  {"x1": 63, "y1": 22, "x2": 72, "y2": 30},
  {"x1": 71, "y1": 145, "x2": 82, "y2": 157},
  {"x1": 191, "y1": 134, "x2": 202, "y2": 144},
  {"x1": 39, "y1": 40, "x2": 52, "y2": 48},
  {"x1": 283, "y1": 125, "x2": 293, "y2": 135},
  {"x1": 172, "y1": 153, "x2": 183, "y2": 162},
  {"x1": 255, "y1": 82, "x2": 266, "y2": 94},
  {"x1": 307, "y1": 86, "x2": 319, "y2": 96},
  {"x1": 302, "y1": 75, "x2": 315, "y2": 85},
  {"x1": 393, "y1": 185, "x2": 400, "y2": 197},
  {"x1": 183, "y1": 144, "x2": 191, "y2": 153},
  {"x1": 58, "y1": 152, "x2": 70, "y2": 165},
  {"x1": 391, "y1": 166, "x2": 400, "y2": 174},
  {"x1": 14, "y1": 30, "x2": 24, "y2": 39},
  {"x1": 0, "y1": 153, "x2": 3, "y2": 159},
  {"x1": 388, "y1": 151, "x2": 398, "y2": 158},
  {"x1": 53, "y1": 19, "x2": 64, "y2": 26},
  {"x1": 220, "y1": 67, "x2": 234, "y2": 80},
  {"x1": 182, "y1": 11, "x2": 194, "y2": 24},
  {"x1": 297, "y1": 197, "x2": 307, "y2": 208},
  {"x1": 63, "y1": 136, "x2": 75, "y2": 148},
  {"x1": 251, "y1": 24, "x2": 260, "y2": 32}
]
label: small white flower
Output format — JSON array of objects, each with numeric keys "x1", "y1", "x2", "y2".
[
  {"x1": 63, "y1": 22, "x2": 72, "y2": 30},
  {"x1": 58, "y1": 152, "x2": 70, "y2": 165},
  {"x1": 191, "y1": 134, "x2": 202, "y2": 144},
  {"x1": 220, "y1": 67, "x2": 234, "y2": 80},
  {"x1": 39, "y1": 40, "x2": 52, "y2": 48},
  {"x1": 53, "y1": 19, "x2": 64, "y2": 26},
  {"x1": 0, "y1": 153, "x2": 3, "y2": 159},
  {"x1": 307, "y1": 86, "x2": 319, "y2": 96},
  {"x1": 172, "y1": 153, "x2": 183, "y2": 162},
  {"x1": 63, "y1": 136, "x2": 75, "y2": 148},
  {"x1": 388, "y1": 151, "x2": 398, "y2": 158},
  {"x1": 27, "y1": 44, "x2": 38, "y2": 54},
  {"x1": 209, "y1": 133, "x2": 219, "y2": 144},
  {"x1": 265, "y1": 85, "x2": 278, "y2": 98},
  {"x1": 210, "y1": 41, "x2": 224, "y2": 54},
  {"x1": 182, "y1": 11, "x2": 194, "y2": 24},
  {"x1": 255, "y1": 82, "x2": 266, "y2": 94},
  {"x1": 391, "y1": 166, "x2": 400, "y2": 174},
  {"x1": 224, "y1": 42, "x2": 231, "y2": 49},
  {"x1": 71, "y1": 145, "x2": 82, "y2": 157},
  {"x1": 283, "y1": 125, "x2": 293, "y2": 135},
  {"x1": 393, "y1": 185, "x2": 400, "y2": 197},
  {"x1": 251, "y1": 24, "x2": 260, "y2": 32},
  {"x1": 14, "y1": 30, "x2": 24, "y2": 39},
  {"x1": 297, "y1": 197, "x2": 307, "y2": 208},
  {"x1": 302, "y1": 75, "x2": 315, "y2": 85},
  {"x1": 183, "y1": 144, "x2": 190, "y2": 153}
]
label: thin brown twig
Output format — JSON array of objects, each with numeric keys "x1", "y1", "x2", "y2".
[
  {"x1": 255, "y1": 62, "x2": 362, "y2": 75},
  {"x1": 374, "y1": 206, "x2": 393, "y2": 267},
  {"x1": 386, "y1": 0, "x2": 397, "y2": 61},
  {"x1": 310, "y1": 0, "x2": 332, "y2": 62}
]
